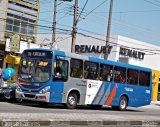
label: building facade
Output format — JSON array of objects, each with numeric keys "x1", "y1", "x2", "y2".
[
  {"x1": 37, "y1": 34, "x2": 160, "y2": 70},
  {"x1": 37, "y1": 34, "x2": 160, "y2": 101},
  {"x1": 0, "y1": 0, "x2": 40, "y2": 84}
]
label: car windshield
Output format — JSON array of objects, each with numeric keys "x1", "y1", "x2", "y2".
[{"x1": 19, "y1": 58, "x2": 52, "y2": 83}]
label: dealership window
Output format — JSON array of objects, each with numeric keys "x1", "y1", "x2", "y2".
[
  {"x1": 127, "y1": 69, "x2": 138, "y2": 85},
  {"x1": 139, "y1": 71, "x2": 150, "y2": 87},
  {"x1": 70, "y1": 58, "x2": 83, "y2": 78},
  {"x1": 6, "y1": 18, "x2": 13, "y2": 31},
  {"x1": 21, "y1": 22, "x2": 28, "y2": 34},
  {"x1": 100, "y1": 64, "x2": 113, "y2": 82},
  {"x1": 13, "y1": 20, "x2": 20, "y2": 32},
  {"x1": 114, "y1": 66, "x2": 126, "y2": 84},
  {"x1": 84, "y1": 61, "x2": 98, "y2": 80},
  {"x1": 6, "y1": 13, "x2": 35, "y2": 35},
  {"x1": 28, "y1": 24, "x2": 34, "y2": 35}
]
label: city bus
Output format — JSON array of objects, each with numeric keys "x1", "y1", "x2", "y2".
[{"x1": 16, "y1": 48, "x2": 152, "y2": 111}]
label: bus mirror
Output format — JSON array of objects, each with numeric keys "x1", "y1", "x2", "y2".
[
  {"x1": 22, "y1": 59, "x2": 28, "y2": 68},
  {"x1": 53, "y1": 72, "x2": 61, "y2": 79}
]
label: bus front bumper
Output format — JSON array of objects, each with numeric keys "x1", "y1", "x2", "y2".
[{"x1": 16, "y1": 90, "x2": 50, "y2": 102}]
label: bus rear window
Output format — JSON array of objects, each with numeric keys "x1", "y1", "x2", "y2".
[
  {"x1": 114, "y1": 67, "x2": 126, "y2": 84},
  {"x1": 139, "y1": 71, "x2": 150, "y2": 87},
  {"x1": 127, "y1": 69, "x2": 138, "y2": 85}
]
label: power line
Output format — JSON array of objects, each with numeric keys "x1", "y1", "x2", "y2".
[
  {"x1": 1, "y1": 10, "x2": 160, "y2": 54},
  {"x1": 79, "y1": 0, "x2": 108, "y2": 22},
  {"x1": 112, "y1": 21, "x2": 160, "y2": 40},
  {"x1": 93, "y1": 9, "x2": 160, "y2": 13},
  {"x1": 36, "y1": 30, "x2": 160, "y2": 55},
  {"x1": 143, "y1": 0, "x2": 160, "y2": 8},
  {"x1": 153, "y1": 0, "x2": 160, "y2": 4},
  {"x1": 0, "y1": 17, "x2": 54, "y2": 30},
  {"x1": 77, "y1": 32, "x2": 160, "y2": 55},
  {"x1": 56, "y1": 22, "x2": 160, "y2": 48},
  {"x1": 76, "y1": 0, "x2": 89, "y2": 24}
]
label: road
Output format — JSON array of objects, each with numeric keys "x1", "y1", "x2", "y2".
[{"x1": 0, "y1": 101, "x2": 160, "y2": 126}]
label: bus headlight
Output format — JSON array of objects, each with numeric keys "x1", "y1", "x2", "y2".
[
  {"x1": 17, "y1": 86, "x2": 22, "y2": 92},
  {"x1": 39, "y1": 86, "x2": 50, "y2": 94}
]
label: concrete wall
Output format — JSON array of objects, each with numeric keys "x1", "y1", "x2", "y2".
[
  {"x1": 116, "y1": 36, "x2": 160, "y2": 70},
  {"x1": 5, "y1": 38, "x2": 40, "y2": 53},
  {"x1": 0, "y1": 0, "x2": 7, "y2": 42}
]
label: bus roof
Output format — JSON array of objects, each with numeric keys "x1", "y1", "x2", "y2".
[{"x1": 24, "y1": 48, "x2": 151, "y2": 72}]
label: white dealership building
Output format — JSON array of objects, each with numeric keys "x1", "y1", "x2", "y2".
[{"x1": 37, "y1": 34, "x2": 160, "y2": 71}]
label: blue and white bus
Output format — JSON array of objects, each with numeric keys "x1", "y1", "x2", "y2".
[{"x1": 16, "y1": 48, "x2": 152, "y2": 111}]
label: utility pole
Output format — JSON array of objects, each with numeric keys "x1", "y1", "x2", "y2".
[
  {"x1": 71, "y1": 0, "x2": 78, "y2": 53},
  {"x1": 51, "y1": 0, "x2": 57, "y2": 49},
  {"x1": 104, "y1": 0, "x2": 113, "y2": 59}
]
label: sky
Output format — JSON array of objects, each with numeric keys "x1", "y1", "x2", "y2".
[{"x1": 38, "y1": 0, "x2": 160, "y2": 46}]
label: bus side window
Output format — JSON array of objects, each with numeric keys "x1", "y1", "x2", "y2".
[
  {"x1": 84, "y1": 61, "x2": 98, "y2": 80},
  {"x1": 139, "y1": 71, "x2": 150, "y2": 87},
  {"x1": 70, "y1": 58, "x2": 83, "y2": 78},
  {"x1": 100, "y1": 64, "x2": 113, "y2": 82},
  {"x1": 53, "y1": 60, "x2": 68, "y2": 81},
  {"x1": 114, "y1": 66, "x2": 126, "y2": 84},
  {"x1": 127, "y1": 69, "x2": 138, "y2": 85}
]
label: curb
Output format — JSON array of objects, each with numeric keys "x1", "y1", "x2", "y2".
[
  {"x1": 0, "y1": 120, "x2": 160, "y2": 127},
  {"x1": 151, "y1": 101, "x2": 160, "y2": 105}
]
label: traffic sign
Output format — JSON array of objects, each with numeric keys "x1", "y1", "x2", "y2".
[{"x1": 10, "y1": 34, "x2": 20, "y2": 52}]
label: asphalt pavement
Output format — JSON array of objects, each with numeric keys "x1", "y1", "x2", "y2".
[{"x1": 0, "y1": 101, "x2": 159, "y2": 126}]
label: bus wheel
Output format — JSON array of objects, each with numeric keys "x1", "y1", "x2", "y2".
[
  {"x1": 65, "y1": 93, "x2": 77, "y2": 109},
  {"x1": 119, "y1": 96, "x2": 128, "y2": 111},
  {"x1": 16, "y1": 98, "x2": 23, "y2": 103}
]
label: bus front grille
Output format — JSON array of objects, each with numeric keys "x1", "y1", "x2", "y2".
[{"x1": 24, "y1": 94, "x2": 35, "y2": 98}]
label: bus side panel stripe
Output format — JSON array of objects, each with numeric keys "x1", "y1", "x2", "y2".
[
  {"x1": 99, "y1": 84, "x2": 111, "y2": 105},
  {"x1": 91, "y1": 82, "x2": 104, "y2": 104},
  {"x1": 105, "y1": 84, "x2": 117, "y2": 106}
]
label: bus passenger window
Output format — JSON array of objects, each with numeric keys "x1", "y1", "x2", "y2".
[
  {"x1": 70, "y1": 58, "x2": 83, "y2": 78},
  {"x1": 84, "y1": 61, "x2": 98, "y2": 80},
  {"x1": 100, "y1": 64, "x2": 113, "y2": 82},
  {"x1": 139, "y1": 71, "x2": 150, "y2": 87},
  {"x1": 114, "y1": 67, "x2": 126, "y2": 84},
  {"x1": 53, "y1": 60, "x2": 68, "y2": 81},
  {"x1": 127, "y1": 69, "x2": 138, "y2": 85}
]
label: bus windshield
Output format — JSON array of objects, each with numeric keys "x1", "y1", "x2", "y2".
[{"x1": 19, "y1": 58, "x2": 52, "y2": 83}]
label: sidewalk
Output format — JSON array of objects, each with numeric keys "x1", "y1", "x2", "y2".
[
  {"x1": 0, "y1": 113, "x2": 160, "y2": 127},
  {"x1": 0, "y1": 105, "x2": 160, "y2": 127},
  {"x1": 151, "y1": 101, "x2": 160, "y2": 105},
  {"x1": 0, "y1": 103, "x2": 160, "y2": 126}
]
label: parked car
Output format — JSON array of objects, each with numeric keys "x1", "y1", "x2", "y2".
[{"x1": 0, "y1": 83, "x2": 22, "y2": 102}]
